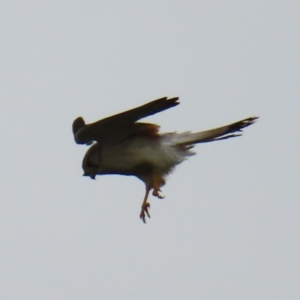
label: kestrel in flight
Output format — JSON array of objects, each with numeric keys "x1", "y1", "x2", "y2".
[{"x1": 72, "y1": 97, "x2": 258, "y2": 223}]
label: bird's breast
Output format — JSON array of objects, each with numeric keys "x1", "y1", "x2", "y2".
[{"x1": 99, "y1": 137, "x2": 184, "y2": 176}]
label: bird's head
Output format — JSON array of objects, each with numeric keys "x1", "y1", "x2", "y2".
[{"x1": 82, "y1": 146, "x2": 101, "y2": 180}]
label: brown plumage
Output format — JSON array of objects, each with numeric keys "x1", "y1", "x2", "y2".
[{"x1": 72, "y1": 97, "x2": 258, "y2": 223}]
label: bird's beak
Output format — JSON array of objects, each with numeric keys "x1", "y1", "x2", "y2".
[{"x1": 83, "y1": 173, "x2": 96, "y2": 180}]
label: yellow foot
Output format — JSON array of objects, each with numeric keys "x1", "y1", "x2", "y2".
[{"x1": 140, "y1": 202, "x2": 150, "y2": 223}]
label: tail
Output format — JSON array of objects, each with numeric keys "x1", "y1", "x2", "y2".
[{"x1": 175, "y1": 116, "x2": 259, "y2": 146}]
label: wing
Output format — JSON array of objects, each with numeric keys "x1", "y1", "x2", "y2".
[{"x1": 72, "y1": 96, "x2": 179, "y2": 145}]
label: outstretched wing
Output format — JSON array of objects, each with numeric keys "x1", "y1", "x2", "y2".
[{"x1": 72, "y1": 96, "x2": 179, "y2": 145}]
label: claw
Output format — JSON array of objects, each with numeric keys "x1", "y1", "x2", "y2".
[
  {"x1": 152, "y1": 189, "x2": 165, "y2": 199},
  {"x1": 140, "y1": 202, "x2": 150, "y2": 223}
]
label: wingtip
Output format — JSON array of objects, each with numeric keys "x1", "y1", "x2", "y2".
[
  {"x1": 72, "y1": 116, "x2": 86, "y2": 135},
  {"x1": 166, "y1": 96, "x2": 180, "y2": 106}
]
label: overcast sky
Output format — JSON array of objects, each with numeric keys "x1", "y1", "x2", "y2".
[{"x1": 1, "y1": 1, "x2": 299, "y2": 299}]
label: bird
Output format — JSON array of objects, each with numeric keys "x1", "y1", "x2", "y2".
[{"x1": 72, "y1": 97, "x2": 258, "y2": 223}]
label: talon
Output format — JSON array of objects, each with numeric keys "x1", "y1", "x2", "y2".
[
  {"x1": 140, "y1": 202, "x2": 151, "y2": 223},
  {"x1": 152, "y1": 189, "x2": 165, "y2": 199},
  {"x1": 140, "y1": 212, "x2": 146, "y2": 223}
]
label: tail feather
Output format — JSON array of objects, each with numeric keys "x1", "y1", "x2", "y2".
[{"x1": 176, "y1": 116, "x2": 259, "y2": 146}]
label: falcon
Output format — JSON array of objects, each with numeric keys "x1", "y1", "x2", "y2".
[{"x1": 72, "y1": 97, "x2": 258, "y2": 223}]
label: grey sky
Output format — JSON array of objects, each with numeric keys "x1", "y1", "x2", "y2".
[{"x1": 1, "y1": 1, "x2": 299, "y2": 299}]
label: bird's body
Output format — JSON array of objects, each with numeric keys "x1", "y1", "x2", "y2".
[
  {"x1": 73, "y1": 97, "x2": 258, "y2": 223},
  {"x1": 82, "y1": 131, "x2": 192, "y2": 178}
]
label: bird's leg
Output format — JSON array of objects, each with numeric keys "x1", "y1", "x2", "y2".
[
  {"x1": 152, "y1": 175, "x2": 165, "y2": 199},
  {"x1": 139, "y1": 175, "x2": 165, "y2": 223},
  {"x1": 140, "y1": 186, "x2": 151, "y2": 223}
]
